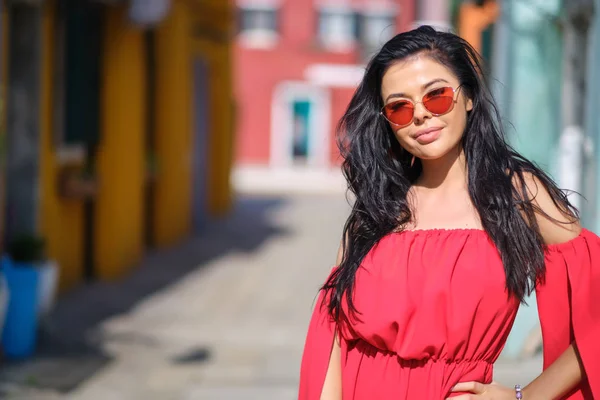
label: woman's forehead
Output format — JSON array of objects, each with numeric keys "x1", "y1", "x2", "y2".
[{"x1": 381, "y1": 57, "x2": 457, "y2": 98}]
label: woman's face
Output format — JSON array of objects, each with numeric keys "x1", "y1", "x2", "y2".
[{"x1": 381, "y1": 56, "x2": 473, "y2": 161}]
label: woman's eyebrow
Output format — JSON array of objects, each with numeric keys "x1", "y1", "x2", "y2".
[{"x1": 385, "y1": 78, "x2": 450, "y2": 103}]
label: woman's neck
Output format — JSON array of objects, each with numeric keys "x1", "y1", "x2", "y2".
[{"x1": 416, "y1": 147, "x2": 467, "y2": 190}]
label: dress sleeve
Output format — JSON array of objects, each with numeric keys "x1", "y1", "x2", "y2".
[
  {"x1": 298, "y1": 271, "x2": 338, "y2": 400},
  {"x1": 537, "y1": 229, "x2": 600, "y2": 399}
]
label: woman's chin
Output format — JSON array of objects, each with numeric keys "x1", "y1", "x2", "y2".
[
  {"x1": 415, "y1": 142, "x2": 461, "y2": 161},
  {"x1": 415, "y1": 151, "x2": 446, "y2": 161}
]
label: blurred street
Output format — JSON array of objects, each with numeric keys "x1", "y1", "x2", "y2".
[
  {"x1": 0, "y1": 194, "x2": 348, "y2": 399},
  {"x1": 0, "y1": 193, "x2": 542, "y2": 399}
]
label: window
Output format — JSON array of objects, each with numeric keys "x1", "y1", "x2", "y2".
[
  {"x1": 317, "y1": 6, "x2": 357, "y2": 52},
  {"x1": 238, "y1": 4, "x2": 279, "y2": 48},
  {"x1": 358, "y1": 10, "x2": 397, "y2": 58}
]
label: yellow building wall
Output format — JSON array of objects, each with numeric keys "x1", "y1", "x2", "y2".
[
  {"x1": 191, "y1": 0, "x2": 234, "y2": 216},
  {"x1": 39, "y1": 0, "x2": 85, "y2": 292},
  {"x1": 94, "y1": 6, "x2": 146, "y2": 280},
  {"x1": 152, "y1": 0, "x2": 193, "y2": 247},
  {"x1": 31, "y1": 0, "x2": 234, "y2": 290}
]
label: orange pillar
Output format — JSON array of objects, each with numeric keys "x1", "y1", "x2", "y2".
[
  {"x1": 39, "y1": 0, "x2": 86, "y2": 291},
  {"x1": 153, "y1": 0, "x2": 193, "y2": 247},
  {"x1": 94, "y1": 6, "x2": 147, "y2": 280},
  {"x1": 458, "y1": 0, "x2": 500, "y2": 54}
]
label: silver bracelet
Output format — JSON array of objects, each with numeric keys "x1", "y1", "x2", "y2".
[{"x1": 514, "y1": 384, "x2": 523, "y2": 399}]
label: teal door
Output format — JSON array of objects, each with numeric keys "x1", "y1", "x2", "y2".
[{"x1": 292, "y1": 100, "x2": 311, "y2": 164}]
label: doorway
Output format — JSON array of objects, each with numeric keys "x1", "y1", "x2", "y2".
[
  {"x1": 270, "y1": 82, "x2": 331, "y2": 168},
  {"x1": 291, "y1": 100, "x2": 311, "y2": 165},
  {"x1": 63, "y1": 0, "x2": 103, "y2": 281}
]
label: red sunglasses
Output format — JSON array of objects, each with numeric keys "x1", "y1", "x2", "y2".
[{"x1": 380, "y1": 86, "x2": 463, "y2": 128}]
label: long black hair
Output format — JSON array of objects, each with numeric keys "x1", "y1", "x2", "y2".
[{"x1": 323, "y1": 25, "x2": 577, "y2": 322}]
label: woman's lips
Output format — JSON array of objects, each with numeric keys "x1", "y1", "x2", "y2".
[{"x1": 414, "y1": 127, "x2": 442, "y2": 145}]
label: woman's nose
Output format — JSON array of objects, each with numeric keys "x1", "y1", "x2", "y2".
[{"x1": 412, "y1": 102, "x2": 432, "y2": 124}]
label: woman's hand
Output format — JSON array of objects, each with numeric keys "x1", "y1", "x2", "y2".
[{"x1": 447, "y1": 381, "x2": 516, "y2": 399}]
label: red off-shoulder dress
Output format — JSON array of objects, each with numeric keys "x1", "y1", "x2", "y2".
[{"x1": 299, "y1": 229, "x2": 600, "y2": 399}]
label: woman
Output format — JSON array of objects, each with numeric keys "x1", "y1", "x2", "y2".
[{"x1": 299, "y1": 26, "x2": 599, "y2": 399}]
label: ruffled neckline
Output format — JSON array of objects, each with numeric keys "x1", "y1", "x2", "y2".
[
  {"x1": 393, "y1": 227, "x2": 589, "y2": 252},
  {"x1": 397, "y1": 228, "x2": 485, "y2": 235}
]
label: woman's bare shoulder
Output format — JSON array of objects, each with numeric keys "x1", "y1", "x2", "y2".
[{"x1": 512, "y1": 171, "x2": 581, "y2": 245}]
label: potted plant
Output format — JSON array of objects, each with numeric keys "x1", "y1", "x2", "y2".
[{"x1": 2, "y1": 234, "x2": 58, "y2": 359}]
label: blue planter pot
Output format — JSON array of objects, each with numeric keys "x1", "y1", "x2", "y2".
[
  {"x1": 1, "y1": 257, "x2": 41, "y2": 359},
  {"x1": 0, "y1": 270, "x2": 8, "y2": 340}
]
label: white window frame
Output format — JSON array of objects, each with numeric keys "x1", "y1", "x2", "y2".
[
  {"x1": 270, "y1": 82, "x2": 331, "y2": 168},
  {"x1": 358, "y1": 5, "x2": 398, "y2": 54},
  {"x1": 317, "y1": 4, "x2": 357, "y2": 52},
  {"x1": 237, "y1": 0, "x2": 280, "y2": 49}
]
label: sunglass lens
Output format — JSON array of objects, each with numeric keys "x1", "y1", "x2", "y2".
[
  {"x1": 423, "y1": 87, "x2": 454, "y2": 114},
  {"x1": 384, "y1": 101, "x2": 413, "y2": 126}
]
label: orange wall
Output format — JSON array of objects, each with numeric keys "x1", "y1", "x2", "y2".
[
  {"x1": 39, "y1": 0, "x2": 85, "y2": 291},
  {"x1": 458, "y1": 1, "x2": 500, "y2": 54},
  {"x1": 153, "y1": 0, "x2": 193, "y2": 246},
  {"x1": 191, "y1": 0, "x2": 235, "y2": 216},
  {"x1": 94, "y1": 6, "x2": 146, "y2": 280},
  {"x1": 192, "y1": 39, "x2": 234, "y2": 216}
]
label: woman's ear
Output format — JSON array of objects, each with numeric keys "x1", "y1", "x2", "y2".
[{"x1": 466, "y1": 97, "x2": 473, "y2": 112}]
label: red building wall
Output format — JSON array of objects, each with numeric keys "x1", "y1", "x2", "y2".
[
  {"x1": 329, "y1": 86, "x2": 356, "y2": 165},
  {"x1": 234, "y1": 0, "x2": 415, "y2": 167}
]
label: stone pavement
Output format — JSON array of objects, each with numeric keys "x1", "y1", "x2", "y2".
[{"x1": 0, "y1": 194, "x2": 542, "y2": 399}]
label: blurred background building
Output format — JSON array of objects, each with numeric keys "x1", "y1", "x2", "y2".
[
  {"x1": 232, "y1": 0, "x2": 415, "y2": 192},
  {"x1": 0, "y1": 0, "x2": 235, "y2": 292}
]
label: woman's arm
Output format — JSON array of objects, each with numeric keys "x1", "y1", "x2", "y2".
[
  {"x1": 320, "y1": 238, "x2": 346, "y2": 400},
  {"x1": 522, "y1": 344, "x2": 583, "y2": 400},
  {"x1": 320, "y1": 333, "x2": 342, "y2": 400}
]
